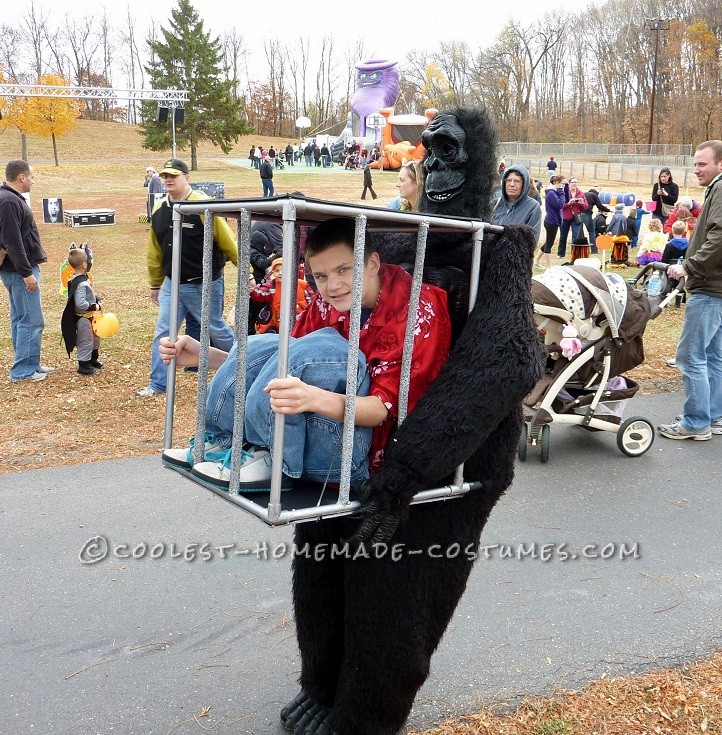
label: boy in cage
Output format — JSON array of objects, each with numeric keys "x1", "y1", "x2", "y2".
[
  {"x1": 60, "y1": 246, "x2": 104, "y2": 375},
  {"x1": 161, "y1": 218, "x2": 452, "y2": 488}
]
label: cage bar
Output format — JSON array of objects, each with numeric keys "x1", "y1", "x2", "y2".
[{"x1": 162, "y1": 196, "x2": 500, "y2": 525}]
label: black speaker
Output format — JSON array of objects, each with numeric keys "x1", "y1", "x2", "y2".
[
  {"x1": 156, "y1": 105, "x2": 169, "y2": 123},
  {"x1": 174, "y1": 107, "x2": 185, "y2": 125}
]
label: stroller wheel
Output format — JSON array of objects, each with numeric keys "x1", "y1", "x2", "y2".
[
  {"x1": 518, "y1": 423, "x2": 528, "y2": 462},
  {"x1": 617, "y1": 416, "x2": 655, "y2": 457},
  {"x1": 540, "y1": 424, "x2": 550, "y2": 463}
]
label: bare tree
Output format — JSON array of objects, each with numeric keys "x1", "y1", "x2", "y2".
[{"x1": 222, "y1": 26, "x2": 246, "y2": 101}]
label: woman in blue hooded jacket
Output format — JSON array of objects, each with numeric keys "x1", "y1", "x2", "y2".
[{"x1": 491, "y1": 164, "x2": 542, "y2": 242}]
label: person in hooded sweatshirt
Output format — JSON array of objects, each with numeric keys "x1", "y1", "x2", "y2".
[{"x1": 491, "y1": 163, "x2": 541, "y2": 243}]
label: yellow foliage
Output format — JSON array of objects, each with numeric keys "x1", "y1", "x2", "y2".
[
  {"x1": 21, "y1": 74, "x2": 81, "y2": 138},
  {"x1": 421, "y1": 61, "x2": 454, "y2": 110},
  {"x1": 686, "y1": 21, "x2": 718, "y2": 63}
]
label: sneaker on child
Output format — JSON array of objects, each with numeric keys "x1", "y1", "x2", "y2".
[
  {"x1": 191, "y1": 446, "x2": 279, "y2": 489},
  {"x1": 162, "y1": 433, "x2": 227, "y2": 470}
]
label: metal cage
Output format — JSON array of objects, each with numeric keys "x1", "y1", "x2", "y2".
[{"x1": 162, "y1": 195, "x2": 499, "y2": 525}]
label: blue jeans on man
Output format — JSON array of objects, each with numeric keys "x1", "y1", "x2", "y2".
[
  {"x1": 675, "y1": 293, "x2": 722, "y2": 432},
  {"x1": 149, "y1": 277, "x2": 234, "y2": 393},
  {"x1": 261, "y1": 178, "x2": 275, "y2": 197},
  {"x1": 205, "y1": 328, "x2": 372, "y2": 484},
  {"x1": 1, "y1": 266, "x2": 45, "y2": 381}
]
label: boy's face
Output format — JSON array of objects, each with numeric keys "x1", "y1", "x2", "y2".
[{"x1": 307, "y1": 242, "x2": 380, "y2": 311}]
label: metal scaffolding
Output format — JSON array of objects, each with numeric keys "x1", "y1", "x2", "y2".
[{"x1": 0, "y1": 84, "x2": 188, "y2": 102}]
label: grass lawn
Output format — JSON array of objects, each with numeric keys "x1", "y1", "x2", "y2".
[
  {"x1": 0, "y1": 120, "x2": 687, "y2": 470},
  {"x1": 2, "y1": 120, "x2": 717, "y2": 735}
]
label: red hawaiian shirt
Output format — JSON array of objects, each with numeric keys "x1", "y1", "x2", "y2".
[{"x1": 293, "y1": 263, "x2": 452, "y2": 471}]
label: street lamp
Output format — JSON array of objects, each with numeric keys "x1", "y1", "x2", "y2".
[
  {"x1": 296, "y1": 116, "x2": 311, "y2": 145},
  {"x1": 646, "y1": 17, "x2": 671, "y2": 148}
]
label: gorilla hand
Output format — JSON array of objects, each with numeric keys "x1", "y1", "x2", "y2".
[{"x1": 346, "y1": 463, "x2": 419, "y2": 549}]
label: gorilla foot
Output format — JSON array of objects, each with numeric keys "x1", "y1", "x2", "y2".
[
  {"x1": 293, "y1": 708, "x2": 337, "y2": 735},
  {"x1": 281, "y1": 691, "x2": 335, "y2": 734}
]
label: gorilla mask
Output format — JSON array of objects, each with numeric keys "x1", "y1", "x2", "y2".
[
  {"x1": 421, "y1": 114, "x2": 468, "y2": 205},
  {"x1": 419, "y1": 107, "x2": 498, "y2": 221}
]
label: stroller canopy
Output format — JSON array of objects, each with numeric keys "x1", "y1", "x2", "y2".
[
  {"x1": 532, "y1": 265, "x2": 650, "y2": 343},
  {"x1": 532, "y1": 265, "x2": 652, "y2": 376}
]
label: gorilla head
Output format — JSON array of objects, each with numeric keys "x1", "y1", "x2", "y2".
[{"x1": 419, "y1": 107, "x2": 498, "y2": 221}]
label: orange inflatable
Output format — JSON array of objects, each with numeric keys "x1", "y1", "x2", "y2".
[{"x1": 368, "y1": 107, "x2": 436, "y2": 170}]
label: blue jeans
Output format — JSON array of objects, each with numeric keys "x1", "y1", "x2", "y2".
[
  {"x1": 261, "y1": 178, "x2": 274, "y2": 197},
  {"x1": 1, "y1": 266, "x2": 45, "y2": 380},
  {"x1": 557, "y1": 218, "x2": 582, "y2": 258},
  {"x1": 205, "y1": 328, "x2": 372, "y2": 484},
  {"x1": 675, "y1": 293, "x2": 722, "y2": 431},
  {"x1": 149, "y1": 276, "x2": 234, "y2": 393}
]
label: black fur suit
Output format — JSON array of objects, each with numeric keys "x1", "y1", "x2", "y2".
[{"x1": 285, "y1": 108, "x2": 546, "y2": 735}]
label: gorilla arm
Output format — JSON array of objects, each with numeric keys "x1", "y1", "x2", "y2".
[{"x1": 348, "y1": 224, "x2": 545, "y2": 546}]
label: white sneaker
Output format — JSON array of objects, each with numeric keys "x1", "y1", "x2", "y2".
[
  {"x1": 711, "y1": 417, "x2": 722, "y2": 436},
  {"x1": 136, "y1": 386, "x2": 164, "y2": 398},
  {"x1": 191, "y1": 446, "x2": 275, "y2": 489},
  {"x1": 38, "y1": 365, "x2": 56, "y2": 374},
  {"x1": 162, "y1": 434, "x2": 227, "y2": 470},
  {"x1": 665, "y1": 358, "x2": 676, "y2": 367},
  {"x1": 11, "y1": 371, "x2": 47, "y2": 382}
]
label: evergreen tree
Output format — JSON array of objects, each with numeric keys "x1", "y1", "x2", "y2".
[{"x1": 141, "y1": 0, "x2": 252, "y2": 169}]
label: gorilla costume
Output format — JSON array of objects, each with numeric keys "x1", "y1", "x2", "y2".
[{"x1": 281, "y1": 108, "x2": 546, "y2": 735}]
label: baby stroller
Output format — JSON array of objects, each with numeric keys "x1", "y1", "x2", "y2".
[{"x1": 520, "y1": 262, "x2": 683, "y2": 463}]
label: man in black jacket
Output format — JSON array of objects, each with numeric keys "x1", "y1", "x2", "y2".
[
  {"x1": 584, "y1": 187, "x2": 611, "y2": 253},
  {"x1": 259, "y1": 155, "x2": 275, "y2": 197},
  {"x1": 0, "y1": 160, "x2": 54, "y2": 382}
]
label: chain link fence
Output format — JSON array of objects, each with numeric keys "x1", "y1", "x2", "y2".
[
  {"x1": 507, "y1": 159, "x2": 697, "y2": 190},
  {"x1": 500, "y1": 142, "x2": 692, "y2": 158}
]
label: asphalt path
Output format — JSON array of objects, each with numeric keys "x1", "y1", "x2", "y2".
[{"x1": 2, "y1": 391, "x2": 720, "y2": 735}]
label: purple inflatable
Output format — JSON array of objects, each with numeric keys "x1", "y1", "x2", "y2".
[{"x1": 351, "y1": 59, "x2": 399, "y2": 137}]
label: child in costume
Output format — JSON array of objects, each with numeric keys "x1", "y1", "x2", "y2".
[
  {"x1": 61, "y1": 247, "x2": 104, "y2": 375},
  {"x1": 635, "y1": 218, "x2": 667, "y2": 266},
  {"x1": 161, "y1": 218, "x2": 452, "y2": 488},
  {"x1": 249, "y1": 257, "x2": 313, "y2": 335},
  {"x1": 632, "y1": 200, "x2": 651, "y2": 246}
]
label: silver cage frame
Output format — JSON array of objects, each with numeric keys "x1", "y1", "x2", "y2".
[{"x1": 162, "y1": 195, "x2": 500, "y2": 526}]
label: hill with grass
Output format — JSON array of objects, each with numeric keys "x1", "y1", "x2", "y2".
[{"x1": 0, "y1": 118, "x2": 295, "y2": 166}]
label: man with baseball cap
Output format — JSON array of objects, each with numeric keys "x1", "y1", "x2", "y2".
[{"x1": 136, "y1": 158, "x2": 238, "y2": 397}]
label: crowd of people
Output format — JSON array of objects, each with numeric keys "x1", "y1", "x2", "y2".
[{"x1": 2, "y1": 141, "x2": 720, "y2": 454}]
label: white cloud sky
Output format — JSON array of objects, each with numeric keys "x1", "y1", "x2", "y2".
[{"x1": 3, "y1": 0, "x2": 590, "y2": 82}]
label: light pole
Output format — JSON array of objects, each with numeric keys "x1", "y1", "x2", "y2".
[
  {"x1": 647, "y1": 18, "x2": 671, "y2": 148},
  {"x1": 169, "y1": 100, "x2": 178, "y2": 159}
]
